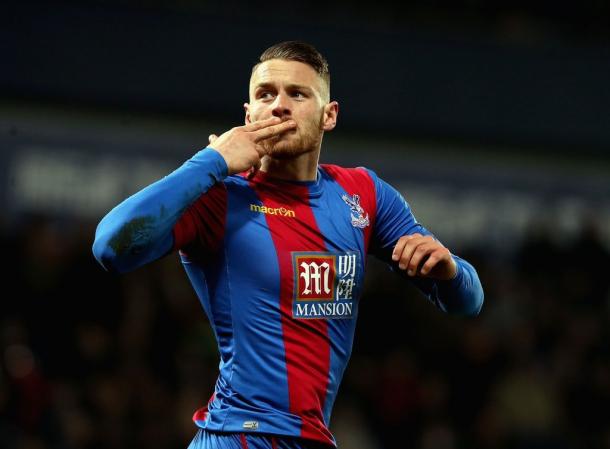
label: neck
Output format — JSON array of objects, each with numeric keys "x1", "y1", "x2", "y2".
[{"x1": 260, "y1": 149, "x2": 321, "y2": 182}]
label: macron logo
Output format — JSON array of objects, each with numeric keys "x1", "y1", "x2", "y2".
[{"x1": 250, "y1": 203, "x2": 296, "y2": 218}]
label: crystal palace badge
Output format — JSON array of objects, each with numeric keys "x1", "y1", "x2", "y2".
[{"x1": 342, "y1": 194, "x2": 369, "y2": 229}]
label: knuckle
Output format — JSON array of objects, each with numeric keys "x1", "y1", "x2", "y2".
[{"x1": 415, "y1": 246, "x2": 426, "y2": 256}]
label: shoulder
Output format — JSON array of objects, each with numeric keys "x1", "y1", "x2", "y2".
[{"x1": 320, "y1": 164, "x2": 376, "y2": 186}]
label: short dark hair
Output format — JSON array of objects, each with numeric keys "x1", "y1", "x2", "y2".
[{"x1": 254, "y1": 41, "x2": 330, "y2": 94}]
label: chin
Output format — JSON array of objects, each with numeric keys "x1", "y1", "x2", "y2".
[{"x1": 267, "y1": 144, "x2": 310, "y2": 159}]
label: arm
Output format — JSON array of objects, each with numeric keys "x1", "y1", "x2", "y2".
[
  {"x1": 92, "y1": 149, "x2": 227, "y2": 273},
  {"x1": 367, "y1": 170, "x2": 484, "y2": 316},
  {"x1": 92, "y1": 117, "x2": 297, "y2": 273}
]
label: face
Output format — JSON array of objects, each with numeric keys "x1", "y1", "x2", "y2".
[{"x1": 245, "y1": 59, "x2": 338, "y2": 158}]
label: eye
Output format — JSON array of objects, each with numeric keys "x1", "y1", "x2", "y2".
[
  {"x1": 258, "y1": 91, "x2": 275, "y2": 101},
  {"x1": 291, "y1": 91, "x2": 306, "y2": 99}
]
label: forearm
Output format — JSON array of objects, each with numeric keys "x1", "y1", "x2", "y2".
[
  {"x1": 92, "y1": 148, "x2": 227, "y2": 273},
  {"x1": 411, "y1": 255, "x2": 484, "y2": 316}
]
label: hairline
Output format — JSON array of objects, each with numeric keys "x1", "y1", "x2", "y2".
[{"x1": 250, "y1": 58, "x2": 331, "y2": 103}]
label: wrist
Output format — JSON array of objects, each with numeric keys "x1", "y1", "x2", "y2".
[{"x1": 193, "y1": 147, "x2": 229, "y2": 179}]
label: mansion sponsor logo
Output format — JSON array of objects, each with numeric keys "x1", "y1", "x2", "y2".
[
  {"x1": 294, "y1": 301, "x2": 354, "y2": 319},
  {"x1": 250, "y1": 203, "x2": 296, "y2": 218},
  {"x1": 292, "y1": 251, "x2": 360, "y2": 319}
]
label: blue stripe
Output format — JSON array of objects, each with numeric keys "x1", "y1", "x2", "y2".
[
  {"x1": 307, "y1": 179, "x2": 363, "y2": 425},
  {"x1": 223, "y1": 180, "x2": 291, "y2": 418}
]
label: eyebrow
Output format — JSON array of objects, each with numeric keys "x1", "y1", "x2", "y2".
[{"x1": 254, "y1": 82, "x2": 314, "y2": 94}]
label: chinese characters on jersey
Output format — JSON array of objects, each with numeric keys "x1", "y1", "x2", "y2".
[{"x1": 292, "y1": 252, "x2": 359, "y2": 319}]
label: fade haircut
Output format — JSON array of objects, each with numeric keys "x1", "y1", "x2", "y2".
[{"x1": 253, "y1": 41, "x2": 331, "y2": 100}]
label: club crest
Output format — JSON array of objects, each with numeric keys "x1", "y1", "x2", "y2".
[{"x1": 342, "y1": 194, "x2": 370, "y2": 229}]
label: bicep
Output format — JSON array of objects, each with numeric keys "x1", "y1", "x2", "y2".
[{"x1": 368, "y1": 173, "x2": 432, "y2": 263}]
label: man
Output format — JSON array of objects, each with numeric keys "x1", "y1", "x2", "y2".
[{"x1": 93, "y1": 41, "x2": 483, "y2": 449}]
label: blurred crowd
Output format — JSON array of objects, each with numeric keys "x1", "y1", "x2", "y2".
[{"x1": 1, "y1": 213, "x2": 609, "y2": 449}]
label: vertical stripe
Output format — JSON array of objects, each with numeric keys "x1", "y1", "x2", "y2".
[
  {"x1": 192, "y1": 392, "x2": 216, "y2": 424},
  {"x1": 173, "y1": 183, "x2": 228, "y2": 252},
  {"x1": 320, "y1": 165, "x2": 376, "y2": 252},
  {"x1": 253, "y1": 181, "x2": 334, "y2": 445},
  {"x1": 271, "y1": 436, "x2": 278, "y2": 449},
  {"x1": 224, "y1": 182, "x2": 290, "y2": 415},
  {"x1": 240, "y1": 433, "x2": 249, "y2": 449}
]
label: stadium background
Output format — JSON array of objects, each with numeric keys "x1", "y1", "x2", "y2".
[{"x1": 2, "y1": 1, "x2": 609, "y2": 448}]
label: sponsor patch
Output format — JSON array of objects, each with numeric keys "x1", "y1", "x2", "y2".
[
  {"x1": 250, "y1": 203, "x2": 296, "y2": 218},
  {"x1": 292, "y1": 251, "x2": 359, "y2": 319},
  {"x1": 242, "y1": 420, "x2": 259, "y2": 430}
]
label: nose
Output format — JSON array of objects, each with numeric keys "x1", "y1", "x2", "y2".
[{"x1": 271, "y1": 93, "x2": 291, "y2": 119}]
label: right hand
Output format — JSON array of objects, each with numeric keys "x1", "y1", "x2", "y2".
[{"x1": 207, "y1": 117, "x2": 296, "y2": 176}]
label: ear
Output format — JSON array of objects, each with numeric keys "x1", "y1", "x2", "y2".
[
  {"x1": 244, "y1": 102, "x2": 251, "y2": 124},
  {"x1": 322, "y1": 101, "x2": 339, "y2": 131}
]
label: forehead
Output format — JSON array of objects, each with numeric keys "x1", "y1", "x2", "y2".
[{"x1": 250, "y1": 59, "x2": 323, "y2": 92}]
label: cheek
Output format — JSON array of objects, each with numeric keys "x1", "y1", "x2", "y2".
[{"x1": 248, "y1": 104, "x2": 268, "y2": 121}]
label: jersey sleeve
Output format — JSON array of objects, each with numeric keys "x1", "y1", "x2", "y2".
[
  {"x1": 366, "y1": 169, "x2": 432, "y2": 253},
  {"x1": 366, "y1": 169, "x2": 484, "y2": 316},
  {"x1": 172, "y1": 182, "x2": 227, "y2": 255},
  {"x1": 92, "y1": 148, "x2": 228, "y2": 273}
]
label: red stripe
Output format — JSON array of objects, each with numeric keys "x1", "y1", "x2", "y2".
[
  {"x1": 240, "y1": 433, "x2": 249, "y2": 449},
  {"x1": 271, "y1": 437, "x2": 278, "y2": 449},
  {"x1": 192, "y1": 392, "x2": 216, "y2": 423},
  {"x1": 320, "y1": 165, "x2": 376, "y2": 251},
  {"x1": 252, "y1": 180, "x2": 333, "y2": 445},
  {"x1": 173, "y1": 183, "x2": 227, "y2": 252}
]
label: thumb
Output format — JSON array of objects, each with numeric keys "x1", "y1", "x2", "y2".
[{"x1": 208, "y1": 134, "x2": 218, "y2": 145}]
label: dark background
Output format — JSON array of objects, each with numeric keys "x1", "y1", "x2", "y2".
[{"x1": 1, "y1": 1, "x2": 609, "y2": 449}]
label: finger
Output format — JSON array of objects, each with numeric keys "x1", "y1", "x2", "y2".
[
  {"x1": 392, "y1": 235, "x2": 413, "y2": 261},
  {"x1": 407, "y1": 242, "x2": 439, "y2": 276},
  {"x1": 419, "y1": 250, "x2": 445, "y2": 276},
  {"x1": 252, "y1": 120, "x2": 297, "y2": 142},
  {"x1": 208, "y1": 134, "x2": 218, "y2": 144},
  {"x1": 394, "y1": 234, "x2": 425, "y2": 269},
  {"x1": 398, "y1": 240, "x2": 426, "y2": 273},
  {"x1": 242, "y1": 116, "x2": 282, "y2": 132},
  {"x1": 392, "y1": 233, "x2": 423, "y2": 261},
  {"x1": 397, "y1": 240, "x2": 422, "y2": 272}
]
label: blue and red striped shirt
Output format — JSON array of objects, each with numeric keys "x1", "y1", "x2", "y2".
[{"x1": 93, "y1": 148, "x2": 483, "y2": 447}]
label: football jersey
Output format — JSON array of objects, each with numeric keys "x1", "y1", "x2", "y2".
[{"x1": 93, "y1": 148, "x2": 484, "y2": 447}]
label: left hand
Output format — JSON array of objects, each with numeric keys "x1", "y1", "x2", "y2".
[{"x1": 391, "y1": 233, "x2": 457, "y2": 280}]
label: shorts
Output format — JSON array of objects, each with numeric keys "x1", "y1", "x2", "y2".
[{"x1": 187, "y1": 429, "x2": 335, "y2": 449}]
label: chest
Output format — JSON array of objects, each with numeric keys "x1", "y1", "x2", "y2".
[{"x1": 223, "y1": 184, "x2": 372, "y2": 318}]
